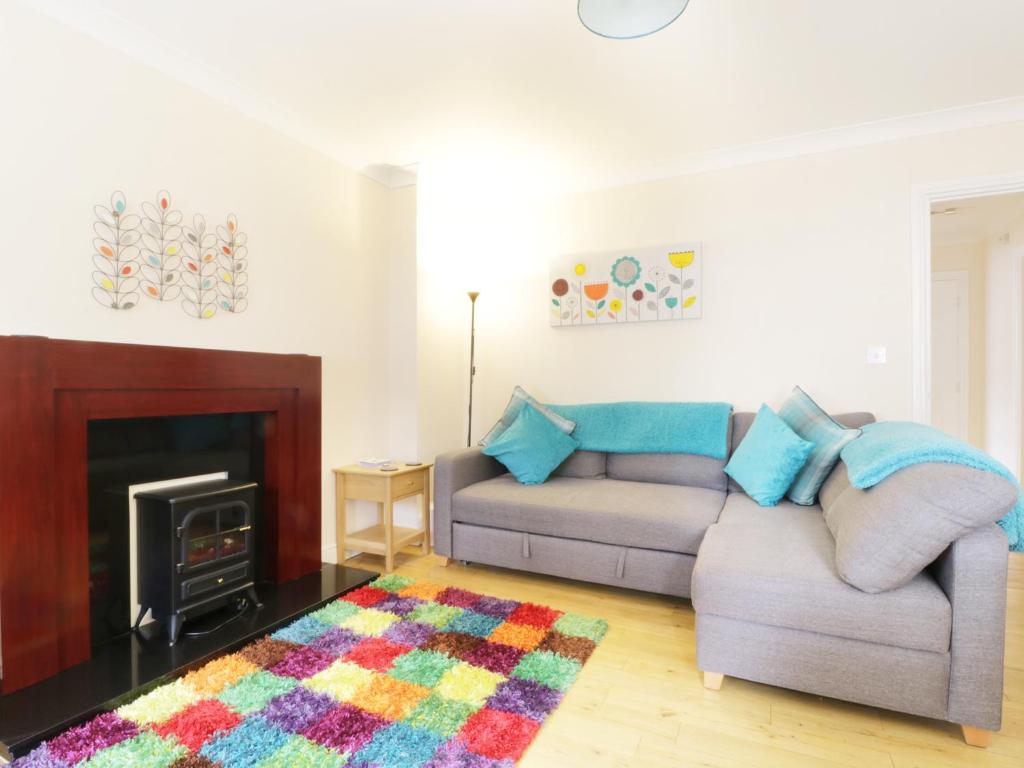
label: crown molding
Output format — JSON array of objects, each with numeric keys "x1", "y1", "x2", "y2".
[
  {"x1": 575, "y1": 96, "x2": 1024, "y2": 194},
  {"x1": 21, "y1": 0, "x2": 404, "y2": 188},
  {"x1": 365, "y1": 164, "x2": 420, "y2": 189}
]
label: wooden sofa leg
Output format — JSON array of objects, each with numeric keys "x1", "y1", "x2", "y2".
[
  {"x1": 438, "y1": 556, "x2": 451, "y2": 567},
  {"x1": 961, "y1": 726, "x2": 991, "y2": 748},
  {"x1": 702, "y1": 672, "x2": 724, "y2": 691}
]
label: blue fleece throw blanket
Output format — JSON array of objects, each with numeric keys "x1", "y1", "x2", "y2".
[
  {"x1": 840, "y1": 421, "x2": 1024, "y2": 551},
  {"x1": 547, "y1": 401, "x2": 732, "y2": 458}
]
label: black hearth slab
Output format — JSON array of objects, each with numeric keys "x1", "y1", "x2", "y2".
[{"x1": 0, "y1": 563, "x2": 377, "y2": 759}]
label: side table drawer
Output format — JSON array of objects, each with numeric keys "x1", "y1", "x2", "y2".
[
  {"x1": 392, "y1": 471, "x2": 424, "y2": 498},
  {"x1": 344, "y1": 473, "x2": 387, "y2": 501}
]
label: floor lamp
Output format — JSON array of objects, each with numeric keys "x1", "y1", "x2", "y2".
[{"x1": 466, "y1": 291, "x2": 480, "y2": 447}]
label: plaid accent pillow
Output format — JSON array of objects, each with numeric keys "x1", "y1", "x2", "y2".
[
  {"x1": 479, "y1": 385, "x2": 576, "y2": 447},
  {"x1": 779, "y1": 386, "x2": 862, "y2": 505}
]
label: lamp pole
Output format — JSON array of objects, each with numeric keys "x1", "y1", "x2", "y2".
[{"x1": 467, "y1": 291, "x2": 480, "y2": 447}]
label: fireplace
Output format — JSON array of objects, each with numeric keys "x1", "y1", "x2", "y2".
[
  {"x1": 135, "y1": 479, "x2": 261, "y2": 645},
  {"x1": 87, "y1": 412, "x2": 266, "y2": 645},
  {"x1": 0, "y1": 337, "x2": 322, "y2": 692}
]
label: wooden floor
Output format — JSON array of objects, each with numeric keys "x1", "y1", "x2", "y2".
[{"x1": 344, "y1": 550, "x2": 1024, "y2": 768}]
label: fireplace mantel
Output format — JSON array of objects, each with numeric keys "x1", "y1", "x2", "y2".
[{"x1": 0, "y1": 336, "x2": 322, "y2": 692}]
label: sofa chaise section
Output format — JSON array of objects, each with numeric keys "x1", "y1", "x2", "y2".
[
  {"x1": 692, "y1": 494, "x2": 1008, "y2": 746},
  {"x1": 696, "y1": 497, "x2": 952, "y2": 653}
]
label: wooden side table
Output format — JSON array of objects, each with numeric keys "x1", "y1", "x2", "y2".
[{"x1": 333, "y1": 463, "x2": 433, "y2": 572}]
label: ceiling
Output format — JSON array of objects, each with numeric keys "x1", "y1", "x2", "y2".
[
  {"x1": 39, "y1": 0, "x2": 1024, "y2": 188},
  {"x1": 932, "y1": 193, "x2": 1024, "y2": 246}
]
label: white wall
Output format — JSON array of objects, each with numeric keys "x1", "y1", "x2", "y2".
[
  {"x1": 415, "y1": 121, "x2": 1024, "y2": 458},
  {"x1": 0, "y1": 3, "x2": 400, "y2": 563}
]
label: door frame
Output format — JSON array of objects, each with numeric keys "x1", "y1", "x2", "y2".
[
  {"x1": 930, "y1": 270, "x2": 970, "y2": 441},
  {"x1": 911, "y1": 171, "x2": 1024, "y2": 466}
]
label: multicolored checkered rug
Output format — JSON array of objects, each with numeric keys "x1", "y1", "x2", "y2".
[{"x1": 15, "y1": 575, "x2": 607, "y2": 768}]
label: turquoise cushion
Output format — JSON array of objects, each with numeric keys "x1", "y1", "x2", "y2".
[
  {"x1": 482, "y1": 403, "x2": 579, "y2": 485},
  {"x1": 725, "y1": 404, "x2": 814, "y2": 506},
  {"x1": 779, "y1": 386, "x2": 862, "y2": 505}
]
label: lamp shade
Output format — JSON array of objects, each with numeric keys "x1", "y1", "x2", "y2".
[{"x1": 578, "y1": 0, "x2": 690, "y2": 39}]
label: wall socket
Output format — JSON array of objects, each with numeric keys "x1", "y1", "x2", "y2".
[{"x1": 866, "y1": 346, "x2": 887, "y2": 365}]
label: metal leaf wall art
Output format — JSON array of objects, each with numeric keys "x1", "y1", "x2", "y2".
[
  {"x1": 216, "y1": 214, "x2": 248, "y2": 313},
  {"x1": 180, "y1": 214, "x2": 219, "y2": 320},
  {"x1": 90, "y1": 189, "x2": 250, "y2": 321},
  {"x1": 139, "y1": 189, "x2": 183, "y2": 302},
  {"x1": 92, "y1": 191, "x2": 141, "y2": 310}
]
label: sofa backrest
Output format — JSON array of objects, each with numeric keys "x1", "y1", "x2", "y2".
[
  {"x1": 606, "y1": 452, "x2": 729, "y2": 491},
  {"x1": 729, "y1": 410, "x2": 876, "y2": 448},
  {"x1": 554, "y1": 410, "x2": 875, "y2": 494},
  {"x1": 818, "y1": 459, "x2": 1015, "y2": 593},
  {"x1": 552, "y1": 450, "x2": 607, "y2": 478},
  {"x1": 601, "y1": 416, "x2": 734, "y2": 491},
  {"x1": 727, "y1": 411, "x2": 875, "y2": 494}
]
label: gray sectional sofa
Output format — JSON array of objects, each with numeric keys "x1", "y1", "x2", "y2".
[{"x1": 433, "y1": 411, "x2": 1013, "y2": 747}]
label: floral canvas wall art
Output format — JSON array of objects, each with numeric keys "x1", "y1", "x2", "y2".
[{"x1": 550, "y1": 243, "x2": 702, "y2": 327}]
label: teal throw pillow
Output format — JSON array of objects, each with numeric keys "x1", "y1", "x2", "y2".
[
  {"x1": 482, "y1": 403, "x2": 579, "y2": 485},
  {"x1": 778, "y1": 386, "x2": 862, "y2": 505},
  {"x1": 479, "y1": 385, "x2": 575, "y2": 447},
  {"x1": 725, "y1": 404, "x2": 814, "y2": 507}
]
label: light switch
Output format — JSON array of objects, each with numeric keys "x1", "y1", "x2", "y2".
[{"x1": 866, "y1": 346, "x2": 887, "y2": 365}]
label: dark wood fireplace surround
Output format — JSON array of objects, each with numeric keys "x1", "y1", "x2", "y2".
[{"x1": 0, "y1": 336, "x2": 322, "y2": 693}]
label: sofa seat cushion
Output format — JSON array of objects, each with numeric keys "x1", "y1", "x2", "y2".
[
  {"x1": 452, "y1": 475, "x2": 726, "y2": 555},
  {"x1": 692, "y1": 495, "x2": 951, "y2": 653}
]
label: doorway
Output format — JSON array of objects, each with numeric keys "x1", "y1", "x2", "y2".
[{"x1": 915, "y1": 175, "x2": 1024, "y2": 478}]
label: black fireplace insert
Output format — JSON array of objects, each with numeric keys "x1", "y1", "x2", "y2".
[{"x1": 134, "y1": 479, "x2": 262, "y2": 644}]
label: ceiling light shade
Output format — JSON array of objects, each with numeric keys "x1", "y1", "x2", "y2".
[{"x1": 578, "y1": 0, "x2": 691, "y2": 39}]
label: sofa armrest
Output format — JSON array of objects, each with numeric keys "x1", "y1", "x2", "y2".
[
  {"x1": 433, "y1": 448, "x2": 506, "y2": 556},
  {"x1": 929, "y1": 523, "x2": 1008, "y2": 731}
]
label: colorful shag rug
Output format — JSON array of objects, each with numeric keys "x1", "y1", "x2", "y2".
[{"x1": 15, "y1": 576, "x2": 607, "y2": 768}]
